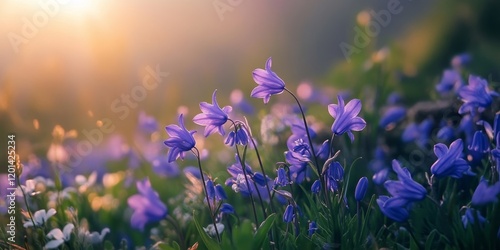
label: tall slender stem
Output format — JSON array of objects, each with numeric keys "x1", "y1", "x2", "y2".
[
  {"x1": 234, "y1": 143, "x2": 260, "y2": 226},
  {"x1": 192, "y1": 147, "x2": 220, "y2": 242}
]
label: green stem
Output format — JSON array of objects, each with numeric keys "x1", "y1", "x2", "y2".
[{"x1": 192, "y1": 147, "x2": 220, "y2": 242}]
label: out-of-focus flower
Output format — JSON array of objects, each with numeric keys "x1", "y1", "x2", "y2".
[
  {"x1": 451, "y1": 53, "x2": 471, "y2": 69},
  {"x1": 387, "y1": 92, "x2": 403, "y2": 105},
  {"x1": 355, "y1": 177, "x2": 368, "y2": 201},
  {"x1": 462, "y1": 208, "x2": 487, "y2": 228},
  {"x1": 164, "y1": 114, "x2": 196, "y2": 162},
  {"x1": 24, "y1": 208, "x2": 56, "y2": 227},
  {"x1": 373, "y1": 168, "x2": 389, "y2": 185},
  {"x1": 402, "y1": 119, "x2": 434, "y2": 149},
  {"x1": 458, "y1": 75, "x2": 499, "y2": 115},
  {"x1": 493, "y1": 134, "x2": 500, "y2": 175},
  {"x1": 79, "y1": 228, "x2": 110, "y2": 245},
  {"x1": 75, "y1": 171, "x2": 97, "y2": 193},
  {"x1": 431, "y1": 139, "x2": 473, "y2": 179},
  {"x1": 376, "y1": 196, "x2": 410, "y2": 222},
  {"x1": 215, "y1": 184, "x2": 227, "y2": 201},
  {"x1": 471, "y1": 178, "x2": 500, "y2": 206},
  {"x1": 251, "y1": 57, "x2": 286, "y2": 104},
  {"x1": 459, "y1": 115, "x2": 475, "y2": 145},
  {"x1": 138, "y1": 111, "x2": 158, "y2": 134},
  {"x1": 204, "y1": 223, "x2": 225, "y2": 237},
  {"x1": 193, "y1": 90, "x2": 232, "y2": 137},
  {"x1": 328, "y1": 95, "x2": 366, "y2": 142},
  {"x1": 230, "y1": 89, "x2": 255, "y2": 114},
  {"x1": 437, "y1": 124, "x2": 455, "y2": 143},
  {"x1": 206, "y1": 179, "x2": 216, "y2": 200},
  {"x1": 45, "y1": 223, "x2": 74, "y2": 249},
  {"x1": 220, "y1": 203, "x2": 235, "y2": 214},
  {"x1": 436, "y1": 69, "x2": 463, "y2": 95},
  {"x1": 308, "y1": 221, "x2": 318, "y2": 237},
  {"x1": 127, "y1": 178, "x2": 167, "y2": 231},
  {"x1": 384, "y1": 160, "x2": 426, "y2": 203},
  {"x1": 379, "y1": 106, "x2": 406, "y2": 130}
]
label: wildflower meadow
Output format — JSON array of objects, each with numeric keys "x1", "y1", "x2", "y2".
[{"x1": 2, "y1": 1, "x2": 500, "y2": 250}]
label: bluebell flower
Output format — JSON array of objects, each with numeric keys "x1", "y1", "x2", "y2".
[
  {"x1": 436, "y1": 69, "x2": 463, "y2": 95},
  {"x1": 384, "y1": 160, "x2": 426, "y2": 203},
  {"x1": 402, "y1": 119, "x2": 434, "y2": 148},
  {"x1": 151, "y1": 156, "x2": 180, "y2": 177},
  {"x1": 467, "y1": 131, "x2": 490, "y2": 163},
  {"x1": 376, "y1": 196, "x2": 410, "y2": 222},
  {"x1": 308, "y1": 221, "x2": 318, "y2": 237},
  {"x1": 284, "y1": 151, "x2": 309, "y2": 184},
  {"x1": 251, "y1": 57, "x2": 286, "y2": 104},
  {"x1": 283, "y1": 204, "x2": 295, "y2": 223},
  {"x1": 437, "y1": 124, "x2": 455, "y2": 143},
  {"x1": 127, "y1": 178, "x2": 167, "y2": 231},
  {"x1": 471, "y1": 177, "x2": 500, "y2": 206},
  {"x1": 379, "y1": 106, "x2": 406, "y2": 130},
  {"x1": 451, "y1": 53, "x2": 471, "y2": 68},
  {"x1": 355, "y1": 177, "x2": 368, "y2": 201},
  {"x1": 224, "y1": 126, "x2": 249, "y2": 146},
  {"x1": 138, "y1": 111, "x2": 158, "y2": 134},
  {"x1": 311, "y1": 180, "x2": 321, "y2": 194},
  {"x1": 462, "y1": 208, "x2": 487, "y2": 228},
  {"x1": 431, "y1": 139, "x2": 473, "y2": 179},
  {"x1": 458, "y1": 75, "x2": 499, "y2": 115},
  {"x1": 373, "y1": 168, "x2": 389, "y2": 185},
  {"x1": 328, "y1": 95, "x2": 366, "y2": 142},
  {"x1": 193, "y1": 90, "x2": 232, "y2": 137},
  {"x1": 206, "y1": 179, "x2": 216, "y2": 200},
  {"x1": 325, "y1": 161, "x2": 344, "y2": 192},
  {"x1": 387, "y1": 92, "x2": 403, "y2": 105},
  {"x1": 215, "y1": 184, "x2": 228, "y2": 201},
  {"x1": 164, "y1": 114, "x2": 196, "y2": 162},
  {"x1": 493, "y1": 134, "x2": 500, "y2": 175},
  {"x1": 220, "y1": 203, "x2": 235, "y2": 214},
  {"x1": 275, "y1": 168, "x2": 289, "y2": 187}
]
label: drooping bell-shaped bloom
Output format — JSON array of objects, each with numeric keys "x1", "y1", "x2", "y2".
[
  {"x1": 462, "y1": 208, "x2": 487, "y2": 228},
  {"x1": 324, "y1": 161, "x2": 344, "y2": 192},
  {"x1": 225, "y1": 126, "x2": 249, "y2": 146},
  {"x1": 355, "y1": 177, "x2": 368, "y2": 201},
  {"x1": 283, "y1": 204, "x2": 295, "y2": 223},
  {"x1": 127, "y1": 178, "x2": 168, "y2": 231},
  {"x1": 164, "y1": 114, "x2": 197, "y2": 162},
  {"x1": 193, "y1": 90, "x2": 232, "y2": 137},
  {"x1": 311, "y1": 180, "x2": 321, "y2": 194},
  {"x1": 275, "y1": 168, "x2": 289, "y2": 187},
  {"x1": 435, "y1": 69, "x2": 463, "y2": 95},
  {"x1": 384, "y1": 160, "x2": 426, "y2": 203},
  {"x1": 379, "y1": 106, "x2": 406, "y2": 130},
  {"x1": 468, "y1": 131, "x2": 490, "y2": 162},
  {"x1": 308, "y1": 221, "x2": 318, "y2": 236},
  {"x1": 458, "y1": 75, "x2": 499, "y2": 115},
  {"x1": 376, "y1": 196, "x2": 410, "y2": 222},
  {"x1": 251, "y1": 57, "x2": 286, "y2": 104},
  {"x1": 430, "y1": 139, "x2": 473, "y2": 179},
  {"x1": 328, "y1": 95, "x2": 366, "y2": 142},
  {"x1": 471, "y1": 177, "x2": 500, "y2": 206}
]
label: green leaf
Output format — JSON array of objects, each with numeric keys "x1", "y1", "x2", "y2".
[
  {"x1": 252, "y1": 213, "x2": 277, "y2": 250},
  {"x1": 425, "y1": 229, "x2": 438, "y2": 250},
  {"x1": 104, "y1": 240, "x2": 115, "y2": 250},
  {"x1": 193, "y1": 213, "x2": 221, "y2": 250}
]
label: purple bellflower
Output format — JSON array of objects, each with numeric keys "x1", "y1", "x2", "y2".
[
  {"x1": 164, "y1": 114, "x2": 196, "y2": 162},
  {"x1": 283, "y1": 204, "x2": 295, "y2": 223},
  {"x1": 376, "y1": 196, "x2": 410, "y2": 222},
  {"x1": 127, "y1": 178, "x2": 167, "y2": 231},
  {"x1": 458, "y1": 75, "x2": 499, "y2": 115},
  {"x1": 275, "y1": 168, "x2": 289, "y2": 187},
  {"x1": 462, "y1": 208, "x2": 487, "y2": 228},
  {"x1": 436, "y1": 69, "x2": 463, "y2": 95},
  {"x1": 251, "y1": 57, "x2": 286, "y2": 103},
  {"x1": 468, "y1": 131, "x2": 490, "y2": 163},
  {"x1": 379, "y1": 106, "x2": 406, "y2": 130},
  {"x1": 328, "y1": 95, "x2": 366, "y2": 142},
  {"x1": 355, "y1": 177, "x2": 368, "y2": 201},
  {"x1": 308, "y1": 221, "x2": 318, "y2": 237},
  {"x1": 384, "y1": 160, "x2": 426, "y2": 203},
  {"x1": 471, "y1": 177, "x2": 500, "y2": 206},
  {"x1": 193, "y1": 90, "x2": 232, "y2": 137},
  {"x1": 311, "y1": 180, "x2": 321, "y2": 194},
  {"x1": 430, "y1": 139, "x2": 473, "y2": 179},
  {"x1": 224, "y1": 126, "x2": 249, "y2": 146}
]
